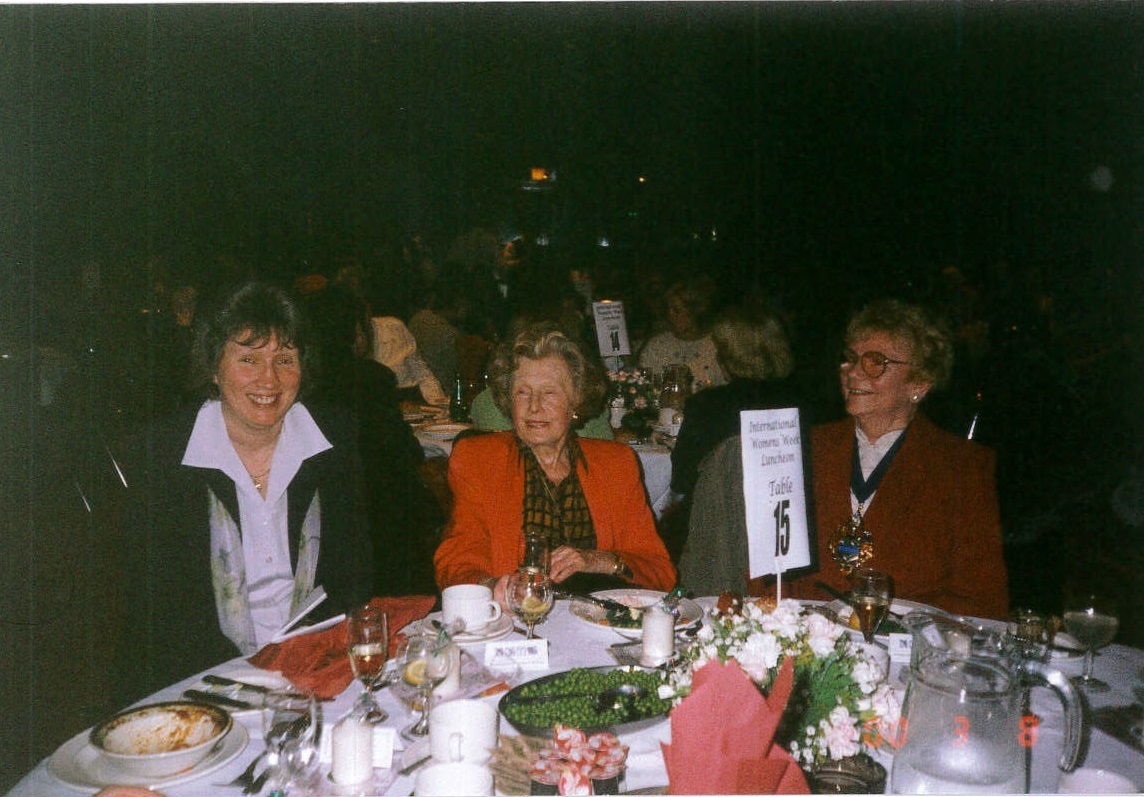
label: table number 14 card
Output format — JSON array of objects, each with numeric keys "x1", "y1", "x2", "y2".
[{"x1": 740, "y1": 408, "x2": 811, "y2": 580}]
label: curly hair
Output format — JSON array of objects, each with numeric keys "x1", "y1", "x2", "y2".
[
  {"x1": 189, "y1": 280, "x2": 313, "y2": 399},
  {"x1": 711, "y1": 305, "x2": 794, "y2": 381},
  {"x1": 845, "y1": 299, "x2": 954, "y2": 388},
  {"x1": 487, "y1": 323, "x2": 607, "y2": 427}
]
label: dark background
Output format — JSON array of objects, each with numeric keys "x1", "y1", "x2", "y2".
[{"x1": 2, "y1": 2, "x2": 1143, "y2": 785}]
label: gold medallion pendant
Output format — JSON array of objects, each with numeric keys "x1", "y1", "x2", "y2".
[{"x1": 830, "y1": 508, "x2": 873, "y2": 576}]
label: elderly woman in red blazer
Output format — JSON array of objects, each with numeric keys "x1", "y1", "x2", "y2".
[
  {"x1": 434, "y1": 324, "x2": 676, "y2": 608},
  {"x1": 791, "y1": 300, "x2": 1009, "y2": 619}
]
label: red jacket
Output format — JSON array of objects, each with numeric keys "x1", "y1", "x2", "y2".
[
  {"x1": 789, "y1": 415, "x2": 1010, "y2": 620},
  {"x1": 434, "y1": 432, "x2": 676, "y2": 591}
]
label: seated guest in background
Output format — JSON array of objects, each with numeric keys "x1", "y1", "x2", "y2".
[
  {"x1": 666, "y1": 302, "x2": 800, "y2": 563},
  {"x1": 304, "y1": 285, "x2": 443, "y2": 596},
  {"x1": 435, "y1": 324, "x2": 676, "y2": 607},
  {"x1": 638, "y1": 276, "x2": 727, "y2": 389},
  {"x1": 371, "y1": 315, "x2": 448, "y2": 406},
  {"x1": 789, "y1": 299, "x2": 1009, "y2": 619},
  {"x1": 110, "y1": 281, "x2": 373, "y2": 705},
  {"x1": 408, "y1": 279, "x2": 462, "y2": 391},
  {"x1": 671, "y1": 301, "x2": 798, "y2": 498}
]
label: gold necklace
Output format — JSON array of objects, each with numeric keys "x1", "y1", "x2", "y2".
[{"x1": 248, "y1": 466, "x2": 271, "y2": 492}]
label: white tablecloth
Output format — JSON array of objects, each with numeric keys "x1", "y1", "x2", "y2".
[{"x1": 10, "y1": 602, "x2": 1144, "y2": 795}]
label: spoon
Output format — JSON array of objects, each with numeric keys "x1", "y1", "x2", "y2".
[{"x1": 596, "y1": 682, "x2": 647, "y2": 715}]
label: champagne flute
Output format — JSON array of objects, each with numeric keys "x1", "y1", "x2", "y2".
[
  {"x1": 1062, "y1": 590, "x2": 1119, "y2": 692},
  {"x1": 849, "y1": 567, "x2": 893, "y2": 644},
  {"x1": 347, "y1": 604, "x2": 389, "y2": 723},
  {"x1": 506, "y1": 570, "x2": 554, "y2": 640},
  {"x1": 520, "y1": 533, "x2": 551, "y2": 575},
  {"x1": 397, "y1": 633, "x2": 454, "y2": 739}
]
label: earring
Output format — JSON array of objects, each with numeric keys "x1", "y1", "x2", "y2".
[{"x1": 911, "y1": 394, "x2": 920, "y2": 403}]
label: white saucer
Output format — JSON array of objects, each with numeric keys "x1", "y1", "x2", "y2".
[
  {"x1": 48, "y1": 722, "x2": 249, "y2": 790},
  {"x1": 418, "y1": 611, "x2": 515, "y2": 644}
]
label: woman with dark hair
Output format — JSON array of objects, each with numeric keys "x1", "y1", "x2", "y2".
[
  {"x1": 434, "y1": 323, "x2": 675, "y2": 609},
  {"x1": 790, "y1": 299, "x2": 1009, "y2": 619},
  {"x1": 111, "y1": 280, "x2": 373, "y2": 704},
  {"x1": 303, "y1": 284, "x2": 443, "y2": 596}
]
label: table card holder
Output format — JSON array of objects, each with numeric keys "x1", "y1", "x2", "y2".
[
  {"x1": 739, "y1": 409, "x2": 811, "y2": 599},
  {"x1": 592, "y1": 301, "x2": 631, "y2": 363}
]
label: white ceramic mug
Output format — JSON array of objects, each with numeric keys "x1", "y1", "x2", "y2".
[
  {"x1": 415, "y1": 762, "x2": 494, "y2": 796},
  {"x1": 442, "y1": 584, "x2": 502, "y2": 633},
  {"x1": 429, "y1": 699, "x2": 498, "y2": 765}
]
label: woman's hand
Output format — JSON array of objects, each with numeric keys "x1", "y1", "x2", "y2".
[{"x1": 549, "y1": 546, "x2": 615, "y2": 584}]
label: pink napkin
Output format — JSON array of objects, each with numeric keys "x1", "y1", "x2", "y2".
[
  {"x1": 248, "y1": 595, "x2": 435, "y2": 700},
  {"x1": 661, "y1": 658, "x2": 810, "y2": 795}
]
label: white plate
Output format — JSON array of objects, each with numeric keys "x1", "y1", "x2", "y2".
[
  {"x1": 418, "y1": 422, "x2": 472, "y2": 441},
  {"x1": 415, "y1": 611, "x2": 515, "y2": 644},
  {"x1": 569, "y1": 589, "x2": 704, "y2": 639},
  {"x1": 192, "y1": 668, "x2": 294, "y2": 718},
  {"x1": 48, "y1": 721, "x2": 248, "y2": 790}
]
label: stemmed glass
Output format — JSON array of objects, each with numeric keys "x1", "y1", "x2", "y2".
[
  {"x1": 346, "y1": 604, "x2": 389, "y2": 723},
  {"x1": 849, "y1": 567, "x2": 893, "y2": 644},
  {"x1": 506, "y1": 570, "x2": 554, "y2": 640},
  {"x1": 1062, "y1": 590, "x2": 1119, "y2": 692},
  {"x1": 261, "y1": 691, "x2": 320, "y2": 796},
  {"x1": 396, "y1": 633, "x2": 455, "y2": 739},
  {"x1": 520, "y1": 533, "x2": 551, "y2": 575}
]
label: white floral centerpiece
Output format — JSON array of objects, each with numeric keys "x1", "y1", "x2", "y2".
[{"x1": 659, "y1": 598, "x2": 901, "y2": 769}]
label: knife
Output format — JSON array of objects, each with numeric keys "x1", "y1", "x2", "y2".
[
  {"x1": 556, "y1": 591, "x2": 632, "y2": 613},
  {"x1": 202, "y1": 673, "x2": 271, "y2": 694},
  {"x1": 184, "y1": 689, "x2": 257, "y2": 710}
]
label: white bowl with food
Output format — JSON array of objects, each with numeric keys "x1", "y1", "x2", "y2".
[{"x1": 89, "y1": 701, "x2": 232, "y2": 778}]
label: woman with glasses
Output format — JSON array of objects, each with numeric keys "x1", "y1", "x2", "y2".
[{"x1": 792, "y1": 299, "x2": 1009, "y2": 619}]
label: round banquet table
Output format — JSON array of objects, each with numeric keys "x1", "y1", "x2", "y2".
[{"x1": 10, "y1": 600, "x2": 1144, "y2": 796}]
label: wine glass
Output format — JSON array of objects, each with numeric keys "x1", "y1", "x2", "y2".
[
  {"x1": 506, "y1": 570, "x2": 554, "y2": 640},
  {"x1": 849, "y1": 567, "x2": 893, "y2": 644},
  {"x1": 347, "y1": 604, "x2": 389, "y2": 723},
  {"x1": 261, "y1": 691, "x2": 319, "y2": 795},
  {"x1": 396, "y1": 633, "x2": 455, "y2": 739},
  {"x1": 1062, "y1": 590, "x2": 1119, "y2": 692}
]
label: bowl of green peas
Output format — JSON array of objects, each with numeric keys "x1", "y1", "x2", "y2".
[{"x1": 498, "y1": 666, "x2": 673, "y2": 737}]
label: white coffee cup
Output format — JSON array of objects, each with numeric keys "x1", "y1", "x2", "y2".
[
  {"x1": 442, "y1": 584, "x2": 502, "y2": 633},
  {"x1": 1058, "y1": 767, "x2": 1138, "y2": 794},
  {"x1": 415, "y1": 762, "x2": 494, "y2": 796},
  {"x1": 430, "y1": 699, "x2": 498, "y2": 765},
  {"x1": 659, "y1": 406, "x2": 682, "y2": 435}
]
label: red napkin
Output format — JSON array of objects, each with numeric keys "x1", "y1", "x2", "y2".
[
  {"x1": 248, "y1": 595, "x2": 436, "y2": 700},
  {"x1": 661, "y1": 657, "x2": 810, "y2": 795}
]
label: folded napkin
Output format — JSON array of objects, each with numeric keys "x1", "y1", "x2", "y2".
[
  {"x1": 248, "y1": 595, "x2": 436, "y2": 700},
  {"x1": 661, "y1": 657, "x2": 809, "y2": 794}
]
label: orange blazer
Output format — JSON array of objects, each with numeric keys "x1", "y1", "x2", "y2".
[
  {"x1": 434, "y1": 432, "x2": 677, "y2": 591},
  {"x1": 789, "y1": 415, "x2": 1010, "y2": 620}
]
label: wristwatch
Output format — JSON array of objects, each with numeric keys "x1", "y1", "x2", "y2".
[{"x1": 611, "y1": 553, "x2": 631, "y2": 579}]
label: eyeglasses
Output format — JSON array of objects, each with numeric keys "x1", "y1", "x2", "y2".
[{"x1": 839, "y1": 349, "x2": 911, "y2": 379}]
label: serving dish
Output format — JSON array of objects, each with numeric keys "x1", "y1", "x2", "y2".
[
  {"x1": 89, "y1": 701, "x2": 232, "y2": 779},
  {"x1": 49, "y1": 720, "x2": 248, "y2": 789},
  {"x1": 569, "y1": 589, "x2": 704, "y2": 639},
  {"x1": 498, "y1": 665, "x2": 671, "y2": 737}
]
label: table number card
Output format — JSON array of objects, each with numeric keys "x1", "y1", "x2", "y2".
[
  {"x1": 484, "y1": 638, "x2": 550, "y2": 671},
  {"x1": 740, "y1": 408, "x2": 811, "y2": 580},
  {"x1": 592, "y1": 301, "x2": 631, "y2": 358}
]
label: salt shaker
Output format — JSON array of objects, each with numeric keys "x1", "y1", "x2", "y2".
[
  {"x1": 640, "y1": 604, "x2": 675, "y2": 666},
  {"x1": 331, "y1": 712, "x2": 373, "y2": 785}
]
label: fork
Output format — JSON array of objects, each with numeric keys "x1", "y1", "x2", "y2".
[{"x1": 214, "y1": 751, "x2": 265, "y2": 789}]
